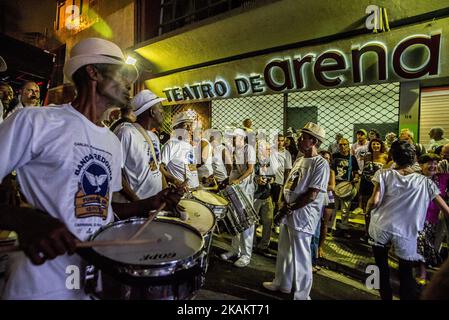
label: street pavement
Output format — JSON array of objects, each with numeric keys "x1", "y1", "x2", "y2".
[{"x1": 195, "y1": 232, "x2": 381, "y2": 300}]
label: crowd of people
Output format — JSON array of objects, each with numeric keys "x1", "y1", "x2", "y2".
[{"x1": 1, "y1": 37, "x2": 449, "y2": 301}]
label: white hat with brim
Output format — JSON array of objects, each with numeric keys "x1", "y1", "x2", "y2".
[
  {"x1": 0, "y1": 56, "x2": 7, "y2": 72},
  {"x1": 300, "y1": 122, "x2": 326, "y2": 143},
  {"x1": 232, "y1": 128, "x2": 247, "y2": 137},
  {"x1": 63, "y1": 38, "x2": 138, "y2": 84},
  {"x1": 131, "y1": 89, "x2": 166, "y2": 117}
]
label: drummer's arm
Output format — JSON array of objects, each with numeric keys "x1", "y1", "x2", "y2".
[
  {"x1": 288, "y1": 188, "x2": 320, "y2": 211},
  {"x1": 112, "y1": 187, "x2": 183, "y2": 220},
  {"x1": 118, "y1": 170, "x2": 140, "y2": 202},
  {"x1": 159, "y1": 163, "x2": 183, "y2": 186},
  {"x1": 230, "y1": 164, "x2": 254, "y2": 184},
  {"x1": 223, "y1": 148, "x2": 232, "y2": 176}
]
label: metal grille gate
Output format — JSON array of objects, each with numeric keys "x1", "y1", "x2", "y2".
[{"x1": 162, "y1": 83, "x2": 400, "y2": 150}]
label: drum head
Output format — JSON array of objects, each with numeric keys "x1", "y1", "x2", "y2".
[
  {"x1": 192, "y1": 190, "x2": 228, "y2": 206},
  {"x1": 91, "y1": 219, "x2": 203, "y2": 266},
  {"x1": 178, "y1": 199, "x2": 216, "y2": 235}
]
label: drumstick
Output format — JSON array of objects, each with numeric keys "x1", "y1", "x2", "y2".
[
  {"x1": 128, "y1": 203, "x2": 166, "y2": 241},
  {"x1": 0, "y1": 238, "x2": 162, "y2": 254}
]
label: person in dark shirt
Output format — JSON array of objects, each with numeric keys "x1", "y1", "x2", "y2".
[{"x1": 331, "y1": 138, "x2": 360, "y2": 226}]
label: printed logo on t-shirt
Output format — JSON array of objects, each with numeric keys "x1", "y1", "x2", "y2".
[
  {"x1": 284, "y1": 167, "x2": 303, "y2": 191},
  {"x1": 186, "y1": 150, "x2": 197, "y2": 171},
  {"x1": 75, "y1": 162, "x2": 110, "y2": 220}
]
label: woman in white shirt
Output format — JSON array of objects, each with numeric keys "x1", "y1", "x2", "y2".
[{"x1": 366, "y1": 140, "x2": 449, "y2": 300}]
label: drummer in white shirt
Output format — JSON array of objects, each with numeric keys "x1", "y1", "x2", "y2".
[
  {"x1": 220, "y1": 128, "x2": 257, "y2": 267},
  {"x1": 160, "y1": 112, "x2": 200, "y2": 189},
  {"x1": 113, "y1": 89, "x2": 166, "y2": 202}
]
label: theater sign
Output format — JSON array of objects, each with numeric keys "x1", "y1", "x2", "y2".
[{"x1": 143, "y1": 17, "x2": 449, "y2": 105}]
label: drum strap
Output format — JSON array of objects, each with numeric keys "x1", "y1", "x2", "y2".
[
  {"x1": 132, "y1": 123, "x2": 160, "y2": 170},
  {"x1": 347, "y1": 156, "x2": 352, "y2": 182}
]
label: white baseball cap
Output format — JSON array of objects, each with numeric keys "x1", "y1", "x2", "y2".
[
  {"x1": 64, "y1": 37, "x2": 138, "y2": 84},
  {"x1": 131, "y1": 89, "x2": 166, "y2": 117}
]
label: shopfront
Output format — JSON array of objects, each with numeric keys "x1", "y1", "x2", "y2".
[{"x1": 132, "y1": 1, "x2": 449, "y2": 147}]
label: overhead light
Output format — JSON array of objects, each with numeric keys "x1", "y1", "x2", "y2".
[{"x1": 125, "y1": 56, "x2": 137, "y2": 66}]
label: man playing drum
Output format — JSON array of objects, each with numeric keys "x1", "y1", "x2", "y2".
[
  {"x1": 0, "y1": 38, "x2": 182, "y2": 300},
  {"x1": 113, "y1": 89, "x2": 166, "y2": 202},
  {"x1": 220, "y1": 128, "x2": 257, "y2": 268},
  {"x1": 160, "y1": 112, "x2": 200, "y2": 189}
]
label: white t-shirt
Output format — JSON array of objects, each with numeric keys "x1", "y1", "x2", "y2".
[
  {"x1": 230, "y1": 144, "x2": 257, "y2": 201},
  {"x1": 212, "y1": 144, "x2": 228, "y2": 182},
  {"x1": 161, "y1": 138, "x2": 199, "y2": 189},
  {"x1": 0, "y1": 104, "x2": 122, "y2": 299},
  {"x1": 270, "y1": 149, "x2": 293, "y2": 184},
  {"x1": 196, "y1": 138, "x2": 214, "y2": 181},
  {"x1": 114, "y1": 123, "x2": 162, "y2": 199},
  {"x1": 283, "y1": 155, "x2": 329, "y2": 235},
  {"x1": 351, "y1": 141, "x2": 369, "y2": 173},
  {"x1": 369, "y1": 169, "x2": 440, "y2": 239}
]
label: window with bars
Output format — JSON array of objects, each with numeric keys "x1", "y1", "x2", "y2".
[{"x1": 158, "y1": 0, "x2": 260, "y2": 35}]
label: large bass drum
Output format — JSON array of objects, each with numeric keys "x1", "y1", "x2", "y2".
[{"x1": 82, "y1": 218, "x2": 205, "y2": 300}]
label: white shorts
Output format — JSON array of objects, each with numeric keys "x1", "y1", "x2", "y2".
[{"x1": 369, "y1": 225, "x2": 424, "y2": 262}]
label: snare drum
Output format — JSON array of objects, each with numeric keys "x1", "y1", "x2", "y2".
[
  {"x1": 190, "y1": 189, "x2": 229, "y2": 220},
  {"x1": 220, "y1": 185, "x2": 259, "y2": 236},
  {"x1": 82, "y1": 218, "x2": 205, "y2": 300},
  {"x1": 162, "y1": 199, "x2": 216, "y2": 273}
]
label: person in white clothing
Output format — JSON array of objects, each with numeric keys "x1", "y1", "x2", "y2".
[
  {"x1": 270, "y1": 134, "x2": 293, "y2": 215},
  {"x1": 366, "y1": 140, "x2": 449, "y2": 300},
  {"x1": 220, "y1": 128, "x2": 257, "y2": 267},
  {"x1": 0, "y1": 38, "x2": 182, "y2": 300},
  {"x1": 195, "y1": 129, "x2": 215, "y2": 188},
  {"x1": 160, "y1": 111, "x2": 199, "y2": 189},
  {"x1": 113, "y1": 89, "x2": 166, "y2": 201},
  {"x1": 263, "y1": 122, "x2": 329, "y2": 300},
  {"x1": 209, "y1": 129, "x2": 232, "y2": 188}
]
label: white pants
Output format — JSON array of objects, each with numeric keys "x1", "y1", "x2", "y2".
[
  {"x1": 273, "y1": 224, "x2": 313, "y2": 300},
  {"x1": 229, "y1": 176, "x2": 255, "y2": 258},
  {"x1": 231, "y1": 224, "x2": 255, "y2": 258}
]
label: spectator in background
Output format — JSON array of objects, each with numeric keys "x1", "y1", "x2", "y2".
[
  {"x1": 285, "y1": 136, "x2": 299, "y2": 163},
  {"x1": 416, "y1": 153, "x2": 449, "y2": 286},
  {"x1": 332, "y1": 137, "x2": 360, "y2": 226},
  {"x1": 428, "y1": 127, "x2": 449, "y2": 152},
  {"x1": 384, "y1": 132, "x2": 397, "y2": 151},
  {"x1": 399, "y1": 128, "x2": 426, "y2": 159},
  {"x1": 242, "y1": 118, "x2": 253, "y2": 133},
  {"x1": 359, "y1": 138, "x2": 388, "y2": 241},
  {"x1": 351, "y1": 129, "x2": 369, "y2": 171},
  {"x1": 368, "y1": 129, "x2": 381, "y2": 141},
  {"x1": 6, "y1": 81, "x2": 41, "y2": 117},
  {"x1": 328, "y1": 133, "x2": 344, "y2": 155},
  {"x1": 0, "y1": 81, "x2": 14, "y2": 122}
]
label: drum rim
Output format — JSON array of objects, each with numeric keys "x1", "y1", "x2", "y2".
[
  {"x1": 190, "y1": 190, "x2": 229, "y2": 207},
  {"x1": 177, "y1": 199, "x2": 217, "y2": 235},
  {"x1": 88, "y1": 218, "x2": 205, "y2": 276}
]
